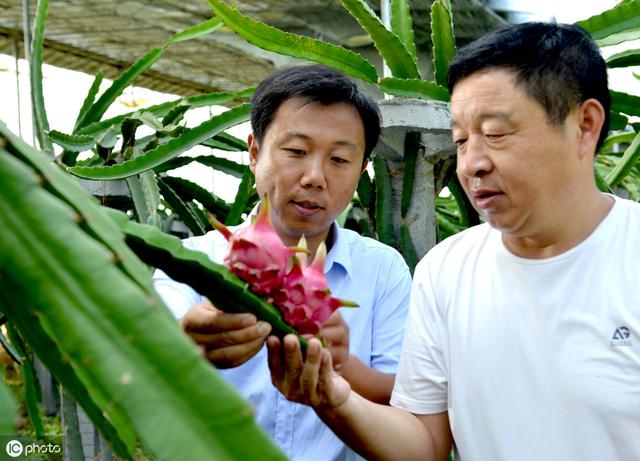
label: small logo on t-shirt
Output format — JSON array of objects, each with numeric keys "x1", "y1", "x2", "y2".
[{"x1": 611, "y1": 326, "x2": 632, "y2": 347}]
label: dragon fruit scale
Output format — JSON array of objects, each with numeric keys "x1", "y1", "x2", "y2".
[
  {"x1": 210, "y1": 199, "x2": 294, "y2": 297},
  {"x1": 274, "y1": 240, "x2": 358, "y2": 336}
]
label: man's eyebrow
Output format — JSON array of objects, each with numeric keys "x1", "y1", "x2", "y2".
[
  {"x1": 451, "y1": 111, "x2": 513, "y2": 129},
  {"x1": 281, "y1": 131, "x2": 359, "y2": 149}
]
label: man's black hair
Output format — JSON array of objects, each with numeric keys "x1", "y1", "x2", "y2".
[
  {"x1": 447, "y1": 22, "x2": 610, "y2": 151},
  {"x1": 251, "y1": 65, "x2": 381, "y2": 161}
]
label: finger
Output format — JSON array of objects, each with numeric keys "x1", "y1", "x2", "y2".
[
  {"x1": 282, "y1": 334, "x2": 304, "y2": 380},
  {"x1": 323, "y1": 311, "x2": 342, "y2": 325},
  {"x1": 190, "y1": 321, "x2": 271, "y2": 347},
  {"x1": 320, "y1": 324, "x2": 348, "y2": 345},
  {"x1": 205, "y1": 334, "x2": 267, "y2": 368},
  {"x1": 267, "y1": 336, "x2": 284, "y2": 386},
  {"x1": 185, "y1": 311, "x2": 258, "y2": 334},
  {"x1": 300, "y1": 339, "x2": 322, "y2": 402}
]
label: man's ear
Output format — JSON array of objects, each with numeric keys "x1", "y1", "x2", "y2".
[
  {"x1": 577, "y1": 98, "x2": 606, "y2": 159},
  {"x1": 248, "y1": 134, "x2": 259, "y2": 173},
  {"x1": 360, "y1": 159, "x2": 369, "y2": 174}
]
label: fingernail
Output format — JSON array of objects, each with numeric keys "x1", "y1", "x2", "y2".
[{"x1": 258, "y1": 321, "x2": 271, "y2": 335}]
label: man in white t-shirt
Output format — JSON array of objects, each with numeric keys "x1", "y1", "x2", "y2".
[{"x1": 265, "y1": 22, "x2": 640, "y2": 460}]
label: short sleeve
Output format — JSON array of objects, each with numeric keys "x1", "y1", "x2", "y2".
[{"x1": 390, "y1": 256, "x2": 449, "y2": 414}]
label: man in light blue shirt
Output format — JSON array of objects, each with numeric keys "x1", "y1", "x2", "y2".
[{"x1": 153, "y1": 65, "x2": 411, "y2": 460}]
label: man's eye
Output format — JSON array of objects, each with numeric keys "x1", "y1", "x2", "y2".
[
  {"x1": 454, "y1": 138, "x2": 467, "y2": 147},
  {"x1": 285, "y1": 148, "x2": 306, "y2": 155},
  {"x1": 332, "y1": 157, "x2": 348, "y2": 164}
]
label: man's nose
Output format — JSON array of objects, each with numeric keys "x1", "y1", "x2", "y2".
[
  {"x1": 300, "y1": 155, "x2": 327, "y2": 190},
  {"x1": 456, "y1": 136, "x2": 493, "y2": 179}
]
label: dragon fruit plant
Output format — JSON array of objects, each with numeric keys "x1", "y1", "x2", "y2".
[{"x1": 212, "y1": 200, "x2": 357, "y2": 335}]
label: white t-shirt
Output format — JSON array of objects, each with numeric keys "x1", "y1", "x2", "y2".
[{"x1": 391, "y1": 196, "x2": 640, "y2": 461}]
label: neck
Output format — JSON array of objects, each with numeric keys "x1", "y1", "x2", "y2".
[{"x1": 503, "y1": 191, "x2": 614, "y2": 259}]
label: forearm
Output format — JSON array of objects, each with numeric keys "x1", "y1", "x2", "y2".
[
  {"x1": 316, "y1": 391, "x2": 448, "y2": 461},
  {"x1": 341, "y1": 355, "x2": 394, "y2": 404}
]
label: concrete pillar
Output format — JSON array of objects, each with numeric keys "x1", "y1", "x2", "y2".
[{"x1": 377, "y1": 98, "x2": 456, "y2": 260}]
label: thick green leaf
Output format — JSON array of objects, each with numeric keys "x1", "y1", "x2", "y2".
[
  {"x1": 578, "y1": 1, "x2": 640, "y2": 44},
  {"x1": 206, "y1": 0, "x2": 378, "y2": 83},
  {"x1": 341, "y1": 0, "x2": 419, "y2": 79},
  {"x1": 127, "y1": 168, "x2": 161, "y2": 227},
  {"x1": 606, "y1": 48, "x2": 640, "y2": 68},
  {"x1": 373, "y1": 155, "x2": 395, "y2": 247},
  {"x1": 610, "y1": 110, "x2": 629, "y2": 131},
  {"x1": 69, "y1": 104, "x2": 251, "y2": 180},
  {"x1": 48, "y1": 130, "x2": 97, "y2": 152},
  {"x1": 29, "y1": 0, "x2": 53, "y2": 153},
  {"x1": 390, "y1": 0, "x2": 417, "y2": 62},
  {"x1": 1, "y1": 123, "x2": 155, "y2": 296},
  {"x1": 605, "y1": 130, "x2": 640, "y2": 187},
  {"x1": 76, "y1": 87, "x2": 254, "y2": 137},
  {"x1": 0, "y1": 284, "x2": 134, "y2": 459},
  {"x1": 0, "y1": 373, "x2": 17, "y2": 435},
  {"x1": 356, "y1": 170, "x2": 373, "y2": 207},
  {"x1": 161, "y1": 176, "x2": 231, "y2": 220},
  {"x1": 61, "y1": 390, "x2": 86, "y2": 461},
  {"x1": 74, "y1": 70, "x2": 104, "y2": 132},
  {"x1": 399, "y1": 223, "x2": 418, "y2": 274},
  {"x1": 75, "y1": 48, "x2": 165, "y2": 130},
  {"x1": 158, "y1": 178, "x2": 207, "y2": 236},
  {"x1": 162, "y1": 102, "x2": 191, "y2": 127},
  {"x1": 600, "y1": 131, "x2": 636, "y2": 154},
  {"x1": 5, "y1": 325, "x2": 44, "y2": 438},
  {"x1": 0, "y1": 144, "x2": 286, "y2": 461},
  {"x1": 203, "y1": 131, "x2": 248, "y2": 152},
  {"x1": 447, "y1": 176, "x2": 479, "y2": 227},
  {"x1": 431, "y1": 0, "x2": 456, "y2": 87},
  {"x1": 380, "y1": 77, "x2": 450, "y2": 101},
  {"x1": 598, "y1": 27, "x2": 640, "y2": 47},
  {"x1": 154, "y1": 154, "x2": 247, "y2": 178},
  {"x1": 594, "y1": 166, "x2": 613, "y2": 193},
  {"x1": 225, "y1": 168, "x2": 255, "y2": 226},
  {"x1": 169, "y1": 17, "x2": 223, "y2": 44},
  {"x1": 611, "y1": 90, "x2": 640, "y2": 117},
  {"x1": 106, "y1": 208, "x2": 307, "y2": 347},
  {"x1": 401, "y1": 132, "x2": 419, "y2": 218}
]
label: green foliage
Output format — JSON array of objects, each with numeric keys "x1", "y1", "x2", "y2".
[
  {"x1": 430, "y1": 0, "x2": 456, "y2": 87},
  {"x1": 206, "y1": 0, "x2": 378, "y2": 83},
  {"x1": 30, "y1": 0, "x2": 53, "y2": 154},
  {"x1": 0, "y1": 122, "x2": 287, "y2": 461},
  {"x1": 390, "y1": 0, "x2": 417, "y2": 62},
  {"x1": 341, "y1": 0, "x2": 420, "y2": 79},
  {"x1": 379, "y1": 77, "x2": 450, "y2": 101},
  {"x1": 68, "y1": 104, "x2": 251, "y2": 180},
  {"x1": 578, "y1": 0, "x2": 640, "y2": 46}
]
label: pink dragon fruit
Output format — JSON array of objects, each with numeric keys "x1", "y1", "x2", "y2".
[
  {"x1": 211, "y1": 199, "x2": 295, "y2": 298},
  {"x1": 212, "y1": 205, "x2": 357, "y2": 336},
  {"x1": 273, "y1": 239, "x2": 357, "y2": 335}
]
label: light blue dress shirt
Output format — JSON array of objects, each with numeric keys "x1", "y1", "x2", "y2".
[{"x1": 153, "y1": 217, "x2": 411, "y2": 461}]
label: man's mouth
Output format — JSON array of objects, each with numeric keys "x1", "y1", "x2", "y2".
[
  {"x1": 471, "y1": 189, "x2": 503, "y2": 209},
  {"x1": 292, "y1": 200, "x2": 324, "y2": 216}
]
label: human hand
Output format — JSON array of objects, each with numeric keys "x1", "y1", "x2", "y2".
[
  {"x1": 180, "y1": 299, "x2": 272, "y2": 368},
  {"x1": 267, "y1": 335, "x2": 351, "y2": 409},
  {"x1": 318, "y1": 312, "x2": 350, "y2": 374}
]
